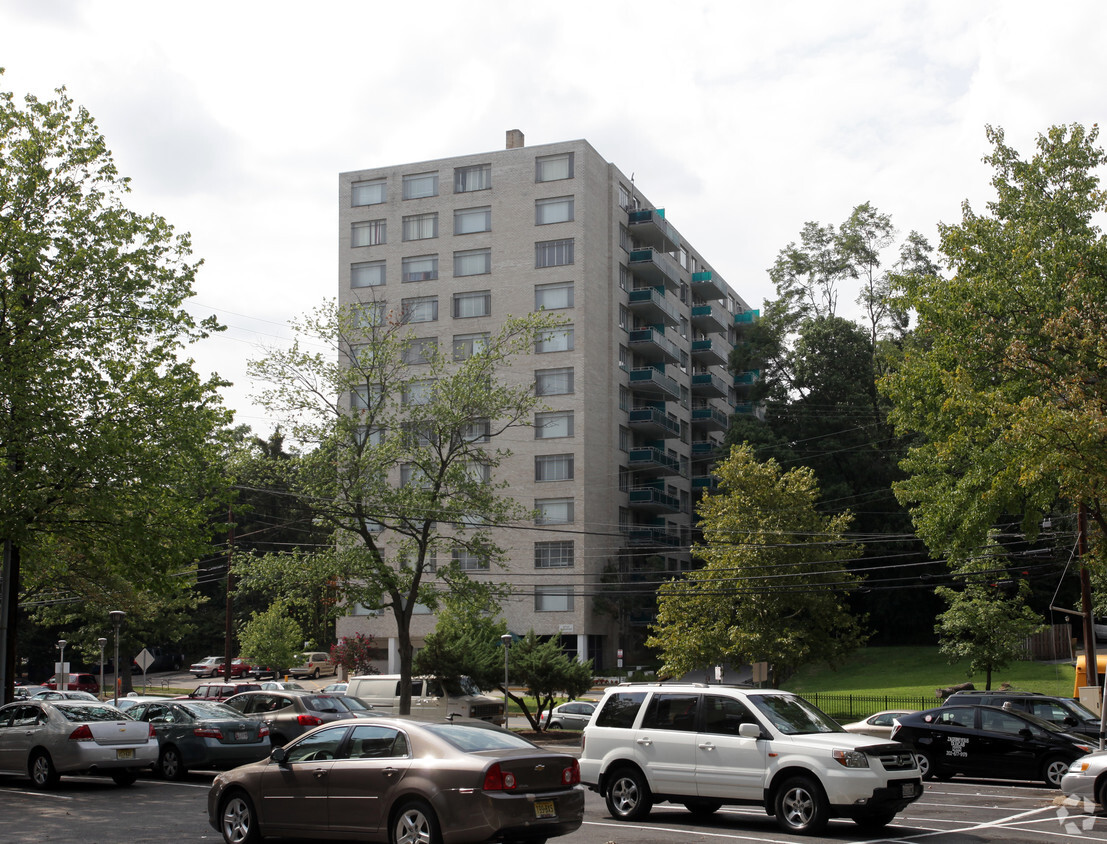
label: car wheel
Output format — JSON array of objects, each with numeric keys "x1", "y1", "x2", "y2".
[
  {"x1": 774, "y1": 775, "x2": 829, "y2": 835},
  {"x1": 219, "y1": 790, "x2": 260, "y2": 844},
  {"x1": 914, "y1": 750, "x2": 935, "y2": 780},
  {"x1": 1042, "y1": 755, "x2": 1070, "y2": 788},
  {"x1": 111, "y1": 768, "x2": 138, "y2": 786},
  {"x1": 391, "y1": 798, "x2": 442, "y2": 844},
  {"x1": 683, "y1": 799, "x2": 722, "y2": 816},
  {"x1": 159, "y1": 746, "x2": 186, "y2": 781},
  {"x1": 1097, "y1": 776, "x2": 1107, "y2": 810},
  {"x1": 853, "y1": 811, "x2": 896, "y2": 830},
  {"x1": 548, "y1": 720, "x2": 562, "y2": 730},
  {"x1": 312, "y1": 668, "x2": 320, "y2": 679},
  {"x1": 29, "y1": 750, "x2": 60, "y2": 789},
  {"x1": 604, "y1": 766, "x2": 652, "y2": 821}
]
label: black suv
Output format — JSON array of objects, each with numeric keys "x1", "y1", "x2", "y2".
[{"x1": 943, "y1": 690, "x2": 1100, "y2": 740}]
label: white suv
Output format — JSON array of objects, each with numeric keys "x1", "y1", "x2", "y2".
[{"x1": 579, "y1": 683, "x2": 921, "y2": 835}]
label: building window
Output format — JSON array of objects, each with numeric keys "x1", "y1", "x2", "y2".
[
  {"x1": 351, "y1": 261, "x2": 385, "y2": 288},
  {"x1": 536, "y1": 238, "x2": 574, "y2": 268},
  {"x1": 454, "y1": 206, "x2": 491, "y2": 235},
  {"x1": 535, "y1": 196, "x2": 574, "y2": 225},
  {"x1": 352, "y1": 178, "x2": 386, "y2": 206},
  {"x1": 619, "y1": 264, "x2": 629, "y2": 290},
  {"x1": 454, "y1": 248, "x2": 491, "y2": 277},
  {"x1": 618, "y1": 345, "x2": 628, "y2": 370},
  {"x1": 618, "y1": 183, "x2": 631, "y2": 210},
  {"x1": 453, "y1": 549, "x2": 489, "y2": 570},
  {"x1": 619, "y1": 385, "x2": 629, "y2": 411},
  {"x1": 453, "y1": 290, "x2": 491, "y2": 318},
  {"x1": 619, "y1": 225, "x2": 631, "y2": 252},
  {"x1": 462, "y1": 419, "x2": 490, "y2": 443},
  {"x1": 401, "y1": 337, "x2": 437, "y2": 365},
  {"x1": 355, "y1": 301, "x2": 385, "y2": 328},
  {"x1": 618, "y1": 305, "x2": 629, "y2": 331},
  {"x1": 618, "y1": 466, "x2": 630, "y2": 492},
  {"x1": 619, "y1": 426, "x2": 630, "y2": 452},
  {"x1": 535, "y1": 367, "x2": 573, "y2": 396},
  {"x1": 400, "y1": 463, "x2": 431, "y2": 488},
  {"x1": 401, "y1": 296, "x2": 438, "y2": 323},
  {"x1": 535, "y1": 585, "x2": 574, "y2": 612},
  {"x1": 535, "y1": 410, "x2": 573, "y2": 439},
  {"x1": 403, "y1": 171, "x2": 438, "y2": 199},
  {"x1": 536, "y1": 152, "x2": 574, "y2": 182},
  {"x1": 454, "y1": 163, "x2": 491, "y2": 193},
  {"x1": 536, "y1": 326, "x2": 573, "y2": 353},
  {"x1": 351, "y1": 384, "x2": 381, "y2": 412},
  {"x1": 535, "y1": 281, "x2": 574, "y2": 311},
  {"x1": 352, "y1": 219, "x2": 386, "y2": 247},
  {"x1": 402, "y1": 380, "x2": 434, "y2": 406},
  {"x1": 535, "y1": 454, "x2": 574, "y2": 482},
  {"x1": 453, "y1": 332, "x2": 490, "y2": 360},
  {"x1": 535, "y1": 497, "x2": 574, "y2": 525},
  {"x1": 402, "y1": 212, "x2": 438, "y2": 241},
  {"x1": 535, "y1": 540, "x2": 574, "y2": 568},
  {"x1": 402, "y1": 255, "x2": 438, "y2": 282}
]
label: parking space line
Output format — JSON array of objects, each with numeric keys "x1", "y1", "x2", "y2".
[{"x1": 584, "y1": 820, "x2": 781, "y2": 842}]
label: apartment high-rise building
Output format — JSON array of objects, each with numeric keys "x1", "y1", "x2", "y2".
[{"x1": 336, "y1": 131, "x2": 756, "y2": 672}]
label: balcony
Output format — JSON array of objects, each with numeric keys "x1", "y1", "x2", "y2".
[
  {"x1": 627, "y1": 405, "x2": 680, "y2": 438},
  {"x1": 691, "y1": 404, "x2": 730, "y2": 431},
  {"x1": 734, "y1": 308, "x2": 761, "y2": 325},
  {"x1": 691, "y1": 370, "x2": 729, "y2": 398},
  {"x1": 734, "y1": 401, "x2": 758, "y2": 415},
  {"x1": 628, "y1": 327, "x2": 680, "y2": 364},
  {"x1": 692, "y1": 475, "x2": 721, "y2": 494},
  {"x1": 690, "y1": 270, "x2": 727, "y2": 301},
  {"x1": 629, "y1": 367, "x2": 680, "y2": 400},
  {"x1": 627, "y1": 286, "x2": 680, "y2": 327},
  {"x1": 627, "y1": 208, "x2": 682, "y2": 254},
  {"x1": 691, "y1": 302, "x2": 728, "y2": 335},
  {"x1": 628, "y1": 485, "x2": 681, "y2": 514},
  {"x1": 626, "y1": 525, "x2": 682, "y2": 547},
  {"x1": 690, "y1": 337, "x2": 728, "y2": 366},
  {"x1": 628, "y1": 446, "x2": 680, "y2": 475},
  {"x1": 691, "y1": 439, "x2": 723, "y2": 460},
  {"x1": 628, "y1": 248, "x2": 682, "y2": 292}
]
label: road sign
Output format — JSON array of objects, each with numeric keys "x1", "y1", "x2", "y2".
[{"x1": 134, "y1": 648, "x2": 154, "y2": 673}]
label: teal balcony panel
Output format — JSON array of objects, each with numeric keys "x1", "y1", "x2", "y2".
[
  {"x1": 628, "y1": 327, "x2": 680, "y2": 364},
  {"x1": 691, "y1": 370, "x2": 729, "y2": 397},
  {"x1": 628, "y1": 248, "x2": 681, "y2": 292},
  {"x1": 690, "y1": 269, "x2": 727, "y2": 301},
  {"x1": 627, "y1": 406, "x2": 681, "y2": 438},
  {"x1": 627, "y1": 208, "x2": 682, "y2": 253},
  {"x1": 690, "y1": 338, "x2": 728, "y2": 366},
  {"x1": 627, "y1": 286, "x2": 680, "y2": 327},
  {"x1": 629, "y1": 367, "x2": 680, "y2": 400},
  {"x1": 690, "y1": 303, "x2": 728, "y2": 335}
]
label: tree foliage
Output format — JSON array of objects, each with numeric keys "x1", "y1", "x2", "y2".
[
  {"x1": 237, "y1": 601, "x2": 303, "y2": 674},
  {"x1": 506, "y1": 632, "x2": 594, "y2": 731},
  {"x1": 0, "y1": 81, "x2": 231, "y2": 699},
  {"x1": 412, "y1": 603, "x2": 507, "y2": 693},
  {"x1": 248, "y1": 299, "x2": 561, "y2": 714},
  {"x1": 331, "y1": 633, "x2": 379, "y2": 677},
  {"x1": 647, "y1": 446, "x2": 867, "y2": 684}
]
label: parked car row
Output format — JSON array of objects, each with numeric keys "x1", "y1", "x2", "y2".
[{"x1": 189, "y1": 652, "x2": 338, "y2": 680}]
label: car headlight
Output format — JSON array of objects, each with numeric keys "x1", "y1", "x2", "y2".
[{"x1": 832, "y1": 749, "x2": 870, "y2": 768}]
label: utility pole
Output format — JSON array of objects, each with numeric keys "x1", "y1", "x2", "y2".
[
  {"x1": 1079, "y1": 503, "x2": 1099, "y2": 688},
  {"x1": 223, "y1": 505, "x2": 235, "y2": 682}
]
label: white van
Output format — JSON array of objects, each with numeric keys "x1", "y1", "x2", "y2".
[{"x1": 345, "y1": 674, "x2": 504, "y2": 724}]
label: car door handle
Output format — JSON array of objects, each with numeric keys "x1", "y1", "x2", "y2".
[
  {"x1": 636, "y1": 737, "x2": 653, "y2": 746},
  {"x1": 698, "y1": 742, "x2": 716, "y2": 751},
  {"x1": 383, "y1": 767, "x2": 399, "y2": 778},
  {"x1": 313, "y1": 769, "x2": 328, "y2": 779}
]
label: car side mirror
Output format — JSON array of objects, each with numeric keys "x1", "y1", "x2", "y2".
[
  {"x1": 1064, "y1": 716, "x2": 1077, "y2": 726},
  {"x1": 1018, "y1": 728, "x2": 1033, "y2": 739},
  {"x1": 271, "y1": 746, "x2": 288, "y2": 765},
  {"x1": 739, "y1": 722, "x2": 763, "y2": 739}
]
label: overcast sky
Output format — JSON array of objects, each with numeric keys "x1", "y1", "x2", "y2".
[{"x1": 3, "y1": 0, "x2": 1105, "y2": 432}]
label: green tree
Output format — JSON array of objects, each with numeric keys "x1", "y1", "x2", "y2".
[
  {"x1": 248, "y1": 300, "x2": 560, "y2": 715},
  {"x1": 647, "y1": 445, "x2": 867, "y2": 685},
  {"x1": 507, "y1": 632, "x2": 594, "y2": 731},
  {"x1": 0, "y1": 82, "x2": 231, "y2": 701},
  {"x1": 237, "y1": 602, "x2": 303, "y2": 675},
  {"x1": 412, "y1": 602, "x2": 507, "y2": 693},
  {"x1": 881, "y1": 124, "x2": 1107, "y2": 564}
]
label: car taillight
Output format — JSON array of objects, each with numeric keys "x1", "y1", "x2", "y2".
[
  {"x1": 148, "y1": 723, "x2": 157, "y2": 739},
  {"x1": 297, "y1": 714, "x2": 323, "y2": 727},
  {"x1": 194, "y1": 727, "x2": 224, "y2": 739},
  {"x1": 483, "y1": 763, "x2": 517, "y2": 791},
  {"x1": 562, "y1": 759, "x2": 580, "y2": 785},
  {"x1": 68, "y1": 725, "x2": 94, "y2": 742}
]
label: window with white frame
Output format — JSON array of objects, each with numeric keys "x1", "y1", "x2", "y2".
[
  {"x1": 453, "y1": 290, "x2": 491, "y2": 318},
  {"x1": 618, "y1": 345, "x2": 628, "y2": 370},
  {"x1": 454, "y1": 248, "x2": 491, "y2": 277},
  {"x1": 403, "y1": 171, "x2": 438, "y2": 199},
  {"x1": 618, "y1": 305, "x2": 629, "y2": 331},
  {"x1": 356, "y1": 426, "x2": 384, "y2": 447},
  {"x1": 355, "y1": 301, "x2": 386, "y2": 328},
  {"x1": 401, "y1": 296, "x2": 438, "y2": 323},
  {"x1": 453, "y1": 548, "x2": 488, "y2": 570},
  {"x1": 351, "y1": 384, "x2": 382, "y2": 412},
  {"x1": 352, "y1": 178, "x2": 386, "y2": 206},
  {"x1": 402, "y1": 379, "x2": 434, "y2": 406},
  {"x1": 400, "y1": 463, "x2": 431, "y2": 488},
  {"x1": 535, "y1": 281, "x2": 574, "y2": 311},
  {"x1": 618, "y1": 183, "x2": 631, "y2": 210},
  {"x1": 619, "y1": 264, "x2": 629, "y2": 290},
  {"x1": 619, "y1": 224, "x2": 631, "y2": 252},
  {"x1": 536, "y1": 152, "x2": 574, "y2": 182},
  {"x1": 535, "y1": 367, "x2": 573, "y2": 395},
  {"x1": 402, "y1": 255, "x2": 438, "y2": 282},
  {"x1": 403, "y1": 212, "x2": 438, "y2": 241},
  {"x1": 402, "y1": 421, "x2": 436, "y2": 448},
  {"x1": 465, "y1": 461, "x2": 491, "y2": 483},
  {"x1": 535, "y1": 453, "x2": 574, "y2": 481},
  {"x1": 535, "y1": 540, "x2": 574, "y2": 568},
  {"x1": 535, "y1": 498, "x2": 574, "y2": 525},
  {"x1": 454, "y1": 206, "x2": 491, "y2": 235},
  {"x1": 535, "y1": 410, "x2": 574, "y2": 439},
  {"x1": 352, "y1": 219, "x2": 386, "y2": 247},
  {"x1": 535, "y1": 196, "x2": 574, "y2": 225},
  {"x1": 453, "y1": 332, "x2": 490, "y2": 360},
  {"x1": 462, "y1": 419, "x2": 490, "y2": 443},
  {"x1": 454, "y1": 163, "x2": 491, "y2": 193},
  {"x1": 535, "y1": 585, "x2": 574, "y2": 612},
  {"x1": 536, "y1": 238, "x2": 574, "y2": 268},
  {"x1": 619, "y1": 385, "x2": 629, "y2": 410},
  {"x1": 352, "y1": 261, "x2": 385, "y2": 288},
  {"x1": 401, "y1": 337, "x2": 437, "y2": 365},
  {"x1": 536, "y1": 326, "x2": 573, "y2": 353}
]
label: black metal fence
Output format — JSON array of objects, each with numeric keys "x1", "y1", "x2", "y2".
[{"x1": 803, "y1": 692, "x2": 935, "y2": 722}]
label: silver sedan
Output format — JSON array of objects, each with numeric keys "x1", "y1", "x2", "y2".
[
  {"x1": 0, "y1": 699, "x2": 159, "y2": 788},
  {"x1": 1061, "y1": 749, "x2": 1107, "y2": 810}
]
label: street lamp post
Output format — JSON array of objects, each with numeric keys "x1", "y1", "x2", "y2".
[
  {"x1": 97, "y1": 637, "x2": 107, "y2": 701},
  {"x1": 500, "y1": 633, "x2": 512, "y2": 729},
  {"x1": 56, "y1": 640, "x2": 67, "y2": 691},
  {"x1": 108, "y1": 611, "x2": 125, "y2": 706}
]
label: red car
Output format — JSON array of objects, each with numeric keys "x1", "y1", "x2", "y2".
[{"x1": 41, "y1": 673, "x2": 100, "y2": 694}]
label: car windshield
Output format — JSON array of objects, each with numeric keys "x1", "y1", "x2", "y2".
[
  {"x1": 1064, "y1": 699, "x2": 1099, "y2": 720},
  {"x1": 55, "y1": 704, "x2": 131, "y2": 722},
  {"x1": 1017, "y1": 710, "x2": 1068, "y2": 734},
  {"x1": 425, "y1": 723, "x2": 536, "y2": 751},
  {"x1": 305, "y1": 695, "x2": 360, "y2": 713},
  {"x1": 749, "y1": 694, "x2": 843, "y2": 735},
  {"x1": 180, "y1": 701, "x2": 240, "y2": 719},
  {"x1": 457, "y1": 676, "x2": 484, "y2": 696}
]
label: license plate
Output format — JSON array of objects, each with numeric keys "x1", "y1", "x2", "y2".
[
  {"x1": 116, "y1": 748, "x2": 135, "y2": 760},
  {"x1": 534, "y1": 800, "x2": 556, "y2": 819},
  {"x1": 235, "y1": 731, "x2": 248, "y2": 742},
  {"x1": 901, "y1": 783, "x2": 915, "y2": 798}
]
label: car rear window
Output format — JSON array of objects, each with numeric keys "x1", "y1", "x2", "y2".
[
  {"x1": 55, "y1": 704, "x2": 131, "y2": 722},
  {"x1": 424, "y1": 723, "x2": 535, "y2": 751},
  {"x1": 305, "y1": 695, "x2": 354, "y2": 713},
  {"x1": 595, "y1": 692, "x2": 647, "y2": 729}
]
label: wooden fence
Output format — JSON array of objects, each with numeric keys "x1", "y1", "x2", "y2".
[{"x1": 1024, "y1": 623, "x2": 1072, "y2": 661}]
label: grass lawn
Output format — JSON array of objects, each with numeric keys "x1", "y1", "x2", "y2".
[{"x1": 782, "y1": 646, "x2": 1076, "y2": 700}]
